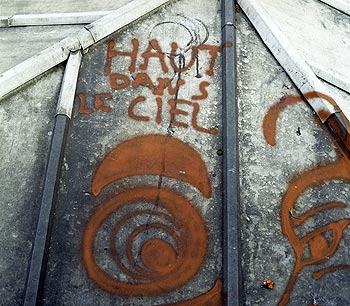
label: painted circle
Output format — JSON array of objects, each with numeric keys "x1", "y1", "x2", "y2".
[
  {"x1": 82, "y1": 186, "x2": 207, "y2": 296},
  {"x1": 140, "y1": 238, "x2": 177, "y2": 273}
]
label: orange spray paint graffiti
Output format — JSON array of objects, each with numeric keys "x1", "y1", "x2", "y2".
[
  {"x1": 77, "y1": 35, "x2": 232, "y2": 135},
  {"x1": 82, "y1": 135, "x2": 222, "y2": 304},
  {"x1": 83, "y1": 187, "x2": 207, "y2": 296},
  {"x1": 263, "y1": 92, "x2": 350, "y2": 306}
]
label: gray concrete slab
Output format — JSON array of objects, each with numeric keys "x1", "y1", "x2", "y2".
[
  {"x1": 237, "y1": 10, "x2": 350, "y2": 306},
  {"x1": 1, "y1": 0, "x2": 350, "y2": 305},
  {"x1": 0, "y1": 25, "x2": 82, "y2": 74},
  {"x1": 40, "y1": 1, "x2": 224, "y2": 305},
  {"x1": 259, "y1": 0, "x2": 350, "y2": 113},
  {"x1": 0, "y1": 67, "x2": 64, "y2": 305},
  {"x1": 0, "y1": 0, "x2": 133, "y2": 15}
]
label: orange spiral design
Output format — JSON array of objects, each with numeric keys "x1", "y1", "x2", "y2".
[{"x1": 82, "y1": 186, "x2": 207, "y2": 296}]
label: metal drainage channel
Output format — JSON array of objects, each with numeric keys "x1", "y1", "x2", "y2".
[{"x1": 221, "y1": 0, "x2": 242, "y2": 305}]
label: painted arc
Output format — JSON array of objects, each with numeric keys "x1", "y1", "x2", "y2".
[
  {"x1": 164, "y1": 279, "x2": 222, "y2": 306},
  {"x1": 82, "y1": 187, "x2": 208, "y2": 296},
  {"x1": 91, "y1": 134, "x2": 212, "y2": 198},
  {"x1": 263, "y1": 92, "x2": 350, "y2": 306}
]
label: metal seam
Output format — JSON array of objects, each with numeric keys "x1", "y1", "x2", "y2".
[
  {"x1": 221, "y1": 0, "x2": 242, "y2": 305},
  {"x1": 222, "y1": 21, "x2": 236, "y2": 29}
]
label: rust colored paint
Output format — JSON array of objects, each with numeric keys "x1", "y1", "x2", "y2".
[
  {"x1": 192, "y1": 102, "x2": 217, "y2": 135},
  {"x1": 169, "y1": 43, "x2": 197, "y2": 73},
  {"x1": 168, "y1": 98, "x2": 192, "y2": 128},
  {"x1": 291, "y1": 201, "x2": 346, "y2": 227},
  {"x1": 263, "y1": 91, "x2": 350, "y2": 152},
  {"x1": 81, "y1": 35, "x2": 229, "y2": 135},
  {"x1": 313, "y1": 265, "x2": 350, "y2": 280},
  {"x1": 263, "y1": 92, "x2": 350, "y2": 306},
  {"x1": 166, "y1": 279, "x2": 222, "y2": 306},
  {"x1": 139, "y1": 39, "x2": 169, "y2": 73},
  {"x1": 155, "y1": 96, "x2": 162, "y2": 124},
  {"x1": 327, "y1": 114, "x2": 350, "y2": 152},
  {"x1": 105, "y1": 38, "x2": 139, "y2": 74},
  {"x1": 198, "y1": 42, "x2": 232, "y2": 76},
  {"x1": 167, "y1": 99, "x2": 217, "y2": 135},
  {"x1": 78, "y1": 93, "x2": 94, "y2": 114},
  {"x1": 262, "y1": 95, "x2": 305, "y2": 146},
  {"x1": 82, "y1": 134, "x2": 220, "y2": 303},
  {"x1": 132, "y1": 72, "x2": 155, "y2": 91},
  {"x1": 152, "y1": 78, "x2": 186, "y2": 96},
  {"x1": 91, "y1": 134, "x2": 212, "y2": 198},
  {"x1": 110, "y1": 73, "x2": 131, "y2": 90},
  {"x1": 83, "y1": 187, "x2": 207, "y2": 296},
  {"x1": 191, "y1": 81, "x2": 210, "y2": 100},
  {"x1": 128, "y1": 96, "x2": 150, "y2": 122},
  {"x1": 94, "y1": 93, "x2": 112, "y2": 113}
]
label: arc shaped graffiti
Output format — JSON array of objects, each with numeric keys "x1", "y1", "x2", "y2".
[
  {"x1": 82, "y1": 134, "x2": 221, "y2": 305},
  {"x1": 91, "y1": 134, "x2": 212, "y2": 198},
  {"x1": 263, "y1": 92, "x2": 350, "y2": 306}
]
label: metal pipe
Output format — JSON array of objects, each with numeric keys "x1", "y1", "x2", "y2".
[
  {"x1": 23, "y1": 51, "x2": 82, "y2": 306},
  {"x1": 221, "y1": 1, "x2": 242, "y2": 305}
]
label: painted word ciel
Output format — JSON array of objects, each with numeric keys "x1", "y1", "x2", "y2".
[{"x1": 78, "y1": 38, "x2": 231, "y2": 135}]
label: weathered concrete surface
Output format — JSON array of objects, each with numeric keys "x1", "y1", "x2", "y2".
[
  {"x1": 237, "y1": 10, "x2": 350, "y2": 306},
  {"x1": 0, "y1": 0, "x2": 133, "y2": 15},
  {"x1": 2, "y1": 1, "x2": 350, "y2": 305},
  {"x1": 0, "y1": 0, "x2": 134, "y2": 76},
  {"x1": 0, "y1": 26, "x2": 82, "y2": 74},
  {"x1": 40, "y1": 1, "x2": 224, "y2": 305},
  {"x1": 259, "y1": 0, "x2": 350, "y2": 119},
  {"x1": 0, "y1": 68, "x2": 63, "y2": 305}
]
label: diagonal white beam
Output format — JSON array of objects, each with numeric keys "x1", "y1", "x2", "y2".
[
  {"x1": 308, "y1": 60, "x2": 350, "y2": 96},
  {"x1": 237, "y1": 0, "x2": 341, "y2": 123},
  {"x1": 56, "y1": 51, "x2": 82, "y2": 118},
  {"x1": 319, "y1": 0, "x2": 350, "y2": 16},
  {"x1": 0, "y1": 11, "x2": 113, "y2": 27},
  {"x1": 0, "y1": 0, "x2": 171, "y2": 101}
]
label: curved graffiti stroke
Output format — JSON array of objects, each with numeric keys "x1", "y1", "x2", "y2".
[
  {"x1": 263, "y1": 92, "x2": 350, "y2": 306},
  {"x1": 166, "y1": 279, "x2": 222, "y2": 306},
  {"x1": 91, "y1": 134, "x2": 212, "y2": 198},
  {"x1": 83, "y1": 187, "x2": 207, "y2": 296},
  {"x1": 263, "y1": 91, "x2": 350, "y2": 149},
  {"x1": 83, "y1": 134, "x2": 221, "y2": 304},
  {"x1": 263, "y1": 95, "x2": 306, "y2": 146}
]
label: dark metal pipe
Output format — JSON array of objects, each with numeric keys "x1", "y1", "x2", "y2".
[
  {"x1": 221, "y1": 1, "x2": 242, "y2": 305},
  {"x1": 24, "y1": 115, "x2": 70, "y2": 306},
  {"x1": 24, "y1": 51, "x2": 81, "y2": 306}
]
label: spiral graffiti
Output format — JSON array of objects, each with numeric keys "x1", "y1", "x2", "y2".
[
  {"x1": 82, "y1": 134, "x2": 220, "y2": 303},
  {"x1": 83, "y1": 186, "x2": 207, "y2": 296}
]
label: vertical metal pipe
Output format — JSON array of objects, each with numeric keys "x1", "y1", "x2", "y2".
[
  {"x1": 24, "y1": 51, "x2": 82, "y2": 306},
  {"x1": 221, "y1": 1, "x2": 242, "y2": 305}
]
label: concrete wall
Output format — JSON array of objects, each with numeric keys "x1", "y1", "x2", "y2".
[
  {"x1": 40, "y1": 1, "x2": 224, "y2": 305},
  {"x1": 1, "y1": 1, "x2": 350, "y2": 306},
  {"x1": 237, "y1": 10, "x2": 350, "y2": 306},
  {"x1": 0, "y1": 68, "x2": 63, "y2": 305}
]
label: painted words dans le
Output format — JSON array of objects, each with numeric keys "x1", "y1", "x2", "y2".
[{"x1": 78, "y1": 38, "x2": 232, "y2": 135}]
